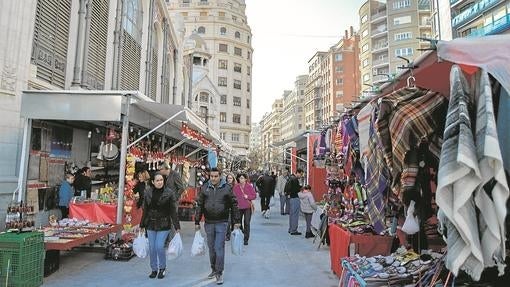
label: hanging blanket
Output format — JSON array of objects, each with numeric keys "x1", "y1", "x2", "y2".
[
  {"x1": 436, "y1": 65, "x2": 484, "y2": 280},
  {"x1": 357, "y1": 103, "x2": 373, "y2": 169},
  {"x1": 474, "y1": 70, "x2": 509, "y2": 275}
]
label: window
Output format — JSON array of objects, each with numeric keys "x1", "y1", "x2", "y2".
[
  {"x1": 335, "y1": 54, "x2": 342, "y2": 61},
  {"x1": 219, "y1": 43, "x2": 228, "y2": 53},
  {"x1": 220, "y1": 132, "x2": 226, "y2": 140},
  {"x1": 247, "y1": 82, "x2": 251, "y2": 92},
  {"x1": 218, "y1": 59, "x2": 228, "y2": 69},
  {"x1": 233, "y1": 96, "x2": 241, "y2": 106},
  {"x1": 233, "y1": 114, "x2": 241, "y2": 124},
  {"x1": 363, "y1": 73, "x2": 370, "y2": 82},
  {"x1": 246, "y1": 116, "x2": 250, "y2": 125},
  {"x1": 395, "y1": 32, "x2": 412, "y2": 41},
  {"x1": 336, "y1": 91, "x2": 344, "y2": 97},
  {"x1": 247, "y1": 35, "x2": 250, "y2": 43},
  {"x1": 235, "y1": 31, "x2": 241, "y2": 39},
  {"x1": 234, "y1": 79, "x2": 241, "y2": 89},
  {"x1": 200, "y1": 11, "x2": 208, "y2": 17},
  {"x1": 393, "y1": 0, "x2": 411, "y2": 10},
  {"x1": 199, "y1": 92, "x2": 209, "y2": 102},
  {"x1": 394, "y1": 15, "x2": 412, "y2": 25},
  {"x1": 395, "y1": 48, "x2": 413, "y2": 57},
  {"x1": 361, "y1": 14, "x2": 368, "y2": 24},
  {"x1": 362, "y1": 29, "x2": 369, "y2": 38},
  {"x1": 247, "y1": 66, "x2": 251, "y2": 75},
  {"x1": 336, "y1": 78, "x2": 343, "y2": 85},
  {"x1": 247, "y1": 99, "x2": 250, "y2": 108},
  {"x1": 231, "y1": 133, "x2": 240, "y2": 142},
  {"x1": 234, "y1": 47, "x2": 242, "y2": 56},
  {"x1": 361, "y1": 43, "x2": 369, "y2": 53},
  {"x1": 362, "y1": 58, "x2": 369, "y2": 67},
  {"x1": 218, "y1": 12, "x2": 225, "y2": 17},
  {"x1": 220, "y1": 112, "x2": 227, "y2": 122},
  {"x1": 247, "y1": 51, "x2": 251, "y2": 60},
  {"x1": 218, "y1": 77, "x2": 227, "y2": 87},
  {"x1": 220, "y1": 27, "x2": 226, "y2": 35},
  {"x1": 220, "y1": 94, "x2": 227, "y2": 104},
  {"x1": 232, "y1": 15, "x2": 237, "y2": 21},
  {"x1": 234, "y1": 63, "x2": 242, "y2": 73}
]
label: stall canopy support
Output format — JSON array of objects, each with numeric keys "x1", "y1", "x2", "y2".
[
  {"x1": 164, "y1": 138, "x2": 188, "y2": 155},
  {"x1": 127, "y1": 110, "x2": 185, "y2": 149},
  {"x1": 116, "y1": 96, "x2": 131, "y2": 225},
  {"x1": 17, "y1": 118, "x2": 32, "y2": 202},
  {"x1": 185, "y1": 147, "x2": 203, "y2": 158}
]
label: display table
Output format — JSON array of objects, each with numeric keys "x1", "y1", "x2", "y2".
[
  {"x1": 44, "y1": 224, "x2": 122, "y2": 251},
  {"x1": 329, "y1": 224, "x2": 394, "y2": 277},
  {"x1": 69, "y1": 202, "x2": 142, "y2": 225}
]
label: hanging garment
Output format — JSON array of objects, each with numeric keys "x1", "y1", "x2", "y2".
[
  {"x1": 497, "y1": 87, "x2": 510, "y2": 173},
  {"x1": 473, "y1": 70, "x2": 509, "y2": 275},
  {"x1": 437, "y1": 34, "x2": 510, "y2": 97},
  {"x1": 207, "y1": 148, "x2": 218, "y2": 168},
  {"x1": 436, "y1": 65, "x2": 484, "y2": 280},
  {"x1": 357, "y1": 103, "x2": 373, "y2": 169},
  {"x1": 325, "y1": 128, "x2": 332, "y2": 152},
  {"x1": 334, "y1": 123, "x2": 343, "y2": 154}
]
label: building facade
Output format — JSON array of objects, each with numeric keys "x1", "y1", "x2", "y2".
[
  {"x1": 432, "y1": 0, "x2": 510, "y2": 40},
  {"x1": 260, "y1": 99, "x2": 283, "y2": 171},
  {"x1": 281, "y1": 75, "x2": 307, "y2": 142},
  {"x1": 167, "y1": 0, "x2": 253, "y2": 155},
  {"x1": 358, "y1": 0, "x2": 432, "y2": 88},
  {"x1": 0, "y1": 0, "x2": 190, "y2": 225},
  {"x1": 304, "y1": 52, "x2": 327, "y2": 131}
]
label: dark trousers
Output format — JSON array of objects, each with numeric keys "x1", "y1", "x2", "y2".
[
  {"x1": 260, "y1": 195, "x2": 271, "y2": 211},
  {"x1": 239, "y1": 208, "x2": 252, "y2": 242},
  {"x1": 59, "y1": 206, "x2": 69, "y2": 219},
  {"x1": 205, "y1": 222, "x2": 228, "y2": 274},
  {"x1": 304, "y1": 212, "x2": 313, "y2": 233}
]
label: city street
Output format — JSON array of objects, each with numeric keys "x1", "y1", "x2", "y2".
[{"x1": 43, "y1": 199, "x2": 338, "y2": 287}]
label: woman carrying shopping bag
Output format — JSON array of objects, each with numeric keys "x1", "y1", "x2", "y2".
[
  {"x1": 232, "y1": 173, "x2": 257, "y2": 245},
  {"x1": 140, "y1": 172, "x2": 180, "y2": 279}
]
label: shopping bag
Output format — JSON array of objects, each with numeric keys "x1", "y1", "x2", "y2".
[
  {"x1": 133, "y1": 231, "x2": 149, "y2": 258},
  {"x1": 269, "y1": 197, "x2": 276, "y2": 207},
  {"x1": 191, "y1": 231, "x2": 205, "y2": 256},
  {"x1": 166, "y1": 233, "x2": 183, "y2": 260},
  {"x1": 402, "y1": 200, "x2": 420, "y2": 235},
  {"x1": 231, "y1": 228, "x2": 244, "y2": 256}
]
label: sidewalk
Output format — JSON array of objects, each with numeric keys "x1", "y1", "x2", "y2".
[{"x1": 43, "y1": 199, "x2": 338, "y2": 287}]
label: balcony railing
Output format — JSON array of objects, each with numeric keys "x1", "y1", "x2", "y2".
[
  {"x1": 452, "y1": 0, "x2": 503, "y2": 28},
  {"x1": 466, "y1": 12, "x2": 510, "y2": 37},
  {"x1": 373, "y1": 74, "x2": 390, "y2": 83},
  {"x1": 371, "y1": 27, "x2": 388, "y2": 37},
  {"x1": 372, "y1": 42, "x2": 388, "y2": 52},
  {"x1": 372, "y1": 57, "x2": 389, "y2": 66},
  {"x1": 371, "y1": 11, "x2": 387, "y2": 22}
]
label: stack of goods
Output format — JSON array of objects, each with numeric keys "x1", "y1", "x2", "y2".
[
  {"x1": 104, "y1": 239, "x2": 134, "y2": 261},
  {"x1": 41, "y1": 219, "x2": 114, "y2": 242},
  {"x1": 5, "y1": 202, "x2": 36, "y2": 231},
  {"x1": 340, "y1": 248, "x2": 444, "y2": 286},
  {"x1": 123, "y1": 154, "x2": 137, "y2": 232}
]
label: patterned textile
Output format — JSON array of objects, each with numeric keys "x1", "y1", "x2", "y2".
[
  {"x1": 436, "y1": 65, "x2": 484, "y2": 280},
  {"x1": 335, "y1": 124, "x2": 343, "y2": 154},
  {"x1": 389, "y1": 89, "x2": 448, "y2": 176},
  {"x1": 357, "y1": 104, "x2": 373, "y2": 169},
  {"x1": 473, "y1": 70, "x2": 509, "y2": 274},
  {"x1": 364, "y1": 104, "x2": 391, "y2": 234}
]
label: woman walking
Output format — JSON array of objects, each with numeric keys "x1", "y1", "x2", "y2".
[
  {"x1": 232, "y1": 173, "x2": 257, "y2": 245},
  {"x1": 298, "y1": 185, "x2": 317, "y2": 238},
  {"x1": 225, "y1": 173, "x2": 237, "y2": 241},
  {"x1": 140, "y1": 172, "x2": 180, "y2": 279},
  {"x1": 134, "y1": 170, "x2": 150, "y2": 208}
]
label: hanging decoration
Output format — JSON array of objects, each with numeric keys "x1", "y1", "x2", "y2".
[{"x1": 181, "y1": 123, "x2": 214, "y2": 148}]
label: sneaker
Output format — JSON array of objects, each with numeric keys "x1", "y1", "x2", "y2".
[
  {"x1": 207, "y1": 271, "x2": 216, "y2": 279},
  {"x1": 157, "y1": 269, "x2": 166, "y2": 279},
  {"x1": 290, "y1": 232, "x2": 302, "y2": 235},
  {"x1": 149, "y1": 271, "x2": 158, "y2": 279},
  {"x1": 216, "y1": 274, "x2": 224, "y2": 285}
]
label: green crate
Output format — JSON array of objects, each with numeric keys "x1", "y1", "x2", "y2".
[{"x1": 0, "y1": 232, "x2": 44, "y2": 287}]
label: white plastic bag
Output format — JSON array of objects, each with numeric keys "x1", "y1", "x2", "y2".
[
  {"x1": 402, "y1": 200, "x2": 420, "y2": 235},
  {"x1": 166, "y1": 233, "x2": 183, "y2": 260},
  {"x1": 133, "y1": 231, "x2": 149, "y2": 258},
  {"x1": 191, "y1": 231, "x2": 205, "y2": 256},
  {"x1": 231, "y1": 228, "x2": 244, "y2": 256}
]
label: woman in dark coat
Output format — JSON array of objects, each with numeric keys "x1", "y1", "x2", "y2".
[{"x1": 140, "y1": 172, "x2": 180, "y2": 279}]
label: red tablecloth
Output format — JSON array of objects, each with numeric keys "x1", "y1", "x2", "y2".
[
  {"x1": 329, "y1": 224, "x2": 394, "y2": 277},
  {"x1": 69, "y1": 202, "x2": 142, "y2": 225}
]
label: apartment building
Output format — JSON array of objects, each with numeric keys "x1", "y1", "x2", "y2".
[
  {"x1": 359, "y1": 0, "x2": 432, "y2": 88},
  {"x1": 281, "y1": 75, "x2": 308, "y2": 142},
  {"x1": 304, "y1": 52, "x2": 327, "y2": 131},
  {"x1": 260, "y1": 99, "x2": 283, "y2": 169},
  {"x1": 432, "y1": 0, "x2": 510, "y2": 39},
  {"x1": 324, "y1": 28, "x2": 361, "y2": 123},
  {"x1": 167, "y1": 0, "x2": 253, "y2": 155}
]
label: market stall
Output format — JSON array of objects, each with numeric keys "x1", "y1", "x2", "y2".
[{"x1": 324, "y1": 35, "x2": 510, "y2": 286}]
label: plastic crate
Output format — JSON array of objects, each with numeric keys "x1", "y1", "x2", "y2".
[{"x1": 0, "y1": 232, "x2": 44, "y2": 287}]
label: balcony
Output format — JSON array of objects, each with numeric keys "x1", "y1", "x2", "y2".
[
  {"x1": 372, "y1": 57, "x2": 389, "y2": 67},
  {"x1": 372, "y1": 42, "x2": 388, "y2": 52},
  {"x1": 371, "y1": 10, "x2": 387, "y2": 23},
  {"x1": 371, "y1": 27, "x2": 388, "y2": 38},
  {"x1": 373, "y1": 74, "x2": 390, "y2": 83},
  {"x1": 418, "y1": 0, "x2": 431, "y2": 10},
  {"x1": 466, "y1": 12, "x2": 510, "y2": 37},
  {"x1": 452, "y1": 0, "x2": 503, "y2": 28}
]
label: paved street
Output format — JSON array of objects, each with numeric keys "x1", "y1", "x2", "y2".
[{"x1": 43, "y1": 199, "x2": 338, "y2": 287}]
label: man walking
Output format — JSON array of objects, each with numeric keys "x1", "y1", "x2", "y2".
[
  {"x1": 276, "y1": 170, "x2": 289, "y2": 215},
  {"x1": 195, "y1": 168, "x2": 240, "y2": 285},
  {"x1": 159, "y1": 162, "x2": 185, "y2": 198},
  {"x1": 256, "y1": 172, "x2": 276, "y2": 218},
  {"x1": 285, "y1": 168, "x2": 304, "y2": 235}
]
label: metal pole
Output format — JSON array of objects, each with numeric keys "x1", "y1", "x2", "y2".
[
  {"x1": 17, "y1": 118, "x2": 32, "y2": 202},
  {"x1": 127, "y1": 110, "x2": 184, "y2": 149},
  {"x1": 71, "y1": 0, "x2": 87, "y2": 86},
  {"x1": 185, "y1": 147, "x2": 202, "y2": 158},
  {"x1": 164, "y1": 138, "x2": 188, "y2": 154},
  {"x1": 306, "y1": 133, "x2": 310, "y2": 185},
  {"x1": 111, "y1": 0, "x2": 123, "y2": 89},
  {"x1": 80, "y1": 0, "x2": 93, "y2": 88},
  {"x1": 116, "y1": 96, "x2": 130, "y2": 225}
]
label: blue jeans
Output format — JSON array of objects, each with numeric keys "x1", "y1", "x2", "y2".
[
  {"x1": 147, "y1": 229, "x2": 170, "y2": 271},
  {"x1": 204, "y1": 222, "x2": 228, "y2": 274}
]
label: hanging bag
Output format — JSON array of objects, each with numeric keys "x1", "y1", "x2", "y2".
[
  {"x1": 166, "y1": 233, "x2": 183, "y2": 260},
  {"x1": 133, "y1": 230, "x2": 149, "y2": 258},
  {"x1": 231, "y1": 228, "x2": 244, "y2": 255},
  {"x1": 402, "y1": 200, "x2": 420, "y2": 235},
  {"x1": 191, "y1": 231, "x2": 205, "y2": 256}
]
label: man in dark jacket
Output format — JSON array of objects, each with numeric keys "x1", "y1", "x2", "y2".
[
  {"x1": 256, "y1": 172, "x2": 276, "y2": 218},
  {"x1": 195, "y1": 168, "x2": 240, "y2": 285},
  {"x1": 285, "y1": 168, "x2": 304, "y2": 235},
  {"x1": 73, "y1": 167, "x2": 92, "y2": 198},
  {"x1": 159, "y1": 162, "x2": 185, "y2": 198}
]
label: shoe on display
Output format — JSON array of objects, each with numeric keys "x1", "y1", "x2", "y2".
[
  {"x1": 290, "y1": 232, "x2": 302, "y2": 235},
  {"x1": 216, "y1": 274, "x2": 224, "y2": 285},
  {"x1": 207, "y1": 271, "x2": 216, "y2": 279},
  {"x1": 149, "y1": 271, "x2": 158, "y2": 279},
  {"x1": 157, "y1": 269, "x2": 166, "y2": 279}
]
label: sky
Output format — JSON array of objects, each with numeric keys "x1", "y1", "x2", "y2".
[{"x1": 245, "y1": 0, "x2": 361, "y2": 122}]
